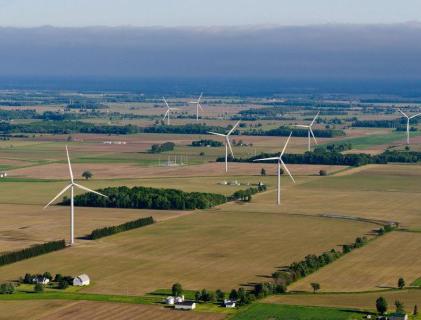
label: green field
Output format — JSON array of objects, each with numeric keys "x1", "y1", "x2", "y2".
[{"x1": 231, "y1": 303, "x2": 365, "y2": 320}]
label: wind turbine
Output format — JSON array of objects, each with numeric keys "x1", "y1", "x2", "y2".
[
  {"x1": 208, "y1": 121, "x2": 240, "y2": 173},
  {"x1": 253, "y1": 132, "x2": 295, "y2": 205},
  {"x1": 398, "y1": 108, "x2": 421, "y2": 145},
  {"x1": 189, "y1": 92, "x2": 204, "y2": 121},
  {"x1": 162, "y1": 97, "x2": 179, "y2": 125},
  {"x1": 294, "y1": 111, "x2": 320, "y2": 152},
  {"x1": 44, "y1": 146, "x2": 107, "y2": 246}
]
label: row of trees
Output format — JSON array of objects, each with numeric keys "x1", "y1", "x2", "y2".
[
  {"x1": 352, "y1": 118, "x2": 419, "y2": 128},
  {"x1": 243, "y1": 126, "x2": 345, "y2": 138},
  {"x1": 191, "y1": 139, "x2": 223, "y2": 147},
  {"x1": 65, "y1": 186, "x2": 228, "y2": 210},
  {"x1": 376, "y1": 296, "x2": 417, "y2": 316},
  {"x1": 222, "y1": 149, "x2": 421, "y2": 167},
  {"x1": 88, "y1": 216, "x2": 154, "y2": 240},
  {"x1": 229, "y1": 185, "x2": 267, "y2": 202},
  {"x1": 0, "y1": 240, "x2": 66, "y2": 267},
  {"x1": 149, "y1": 142, "x2": 175, "y2": 153}
]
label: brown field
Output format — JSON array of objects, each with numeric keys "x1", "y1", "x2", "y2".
[
  {"x1": 0, "y1": 204, "x2": 187, "y2": 253},
  {"x1": 8, "y1": 162, "x2": 346, "y2": 179},
  {"x1": 0, "y1": 300, "x2": 226, "y2": 320},
  {"x1": 264, "y1": 289, "x2": 421, "y2": 312},
  {"x1": 0, "y1": 210, "x2": 375, "y2": 296},
  {"x1": 288, "y1": 232, "x2": 421, "y2": 292}
]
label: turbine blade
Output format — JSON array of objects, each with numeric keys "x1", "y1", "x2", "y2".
[
  {"x1": 162, "y1": 97, "x2": 170, "y2": 109},
  {"x1": 163, "y1": 110, "x2": 169, "y2": 120},
  {"x1": 410, "y1": 113, "x2": 421, "y2": 119},
  {"x1": 226, "y1": 137, "x2": 235, "y2": 159},
  {"x1": 66, "y1": 145, "x2": 74, "y2": 183},
  {"x1": 309, "y1": 127, "x2": 318, "y2": 144},
  {"x1": 228, "y1": 121, "x2": 240, "y2": 136},
  {"x1": 293, "y1": 125, "x2": 309, "y2": 128},
  {"x1": 198, "y1": 92, "x2": 203, "y2": 102},
  {"x1": 44, "y1": 184, "x2": 72, "y2": 209},
  {"x1": 198, "y1": 103, "x2": 204, "y2": 111},
  {"x1": 74, "y1": 183, "x2": 108, "y2": 198},
  {"x1": 253, "y1": 157, "x2": 280, "y2": 162},
  {"x1": 398, "y1": 109, "x2": 408, "y2": 118},
  {"x1": 280, "y1": 159, "x2": 295, "y2": 183},
  {"x1": 310, "y1": 111, "x2": 320, "y2": 126},
  {"x1": 208, "y1": 131, "x2": 226, "y2": 137},
  {"x1": 280, "y1": 132, "x2": 293, "y2": 157}
]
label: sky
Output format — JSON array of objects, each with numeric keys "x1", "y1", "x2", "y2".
[{"x1": 0, "y1": 0, "x2": 420, "y2": 27}]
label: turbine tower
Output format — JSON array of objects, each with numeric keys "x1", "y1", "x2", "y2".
[
  {"x1": 44, "y1": 146, "x2": 107, "y2": 246},
  {"x1": 208, "y1": 121, "x2": 240, "y2": 173},
  {"x1": 398, "y1": 108, "x2": 421, "y2": 145},
  {"x1": 253, "y1": 132, "x2": 295, "y2": 205},
  {"x1": 162, "y1": 97, "x2": 179, "y2": 125},
  {"x1": 294, "y1": 111, "x2": 320, "y2": 152},
  {"x1": 189, "y1": 92, "x2": 204, "y2": 121}
]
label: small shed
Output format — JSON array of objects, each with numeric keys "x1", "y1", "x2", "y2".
[
  {"x1": 223, "y1": 299, "x2": 236, "y2": 308},
  {"x1": 165, "y1": 296, "x2": 175, "y2": 305},
  {"x1": 174, "y1": 301, "x2": 196, "y2": 310},
  {"x1": 73, "y1": 274, "x2": 90, "y2": 286}
]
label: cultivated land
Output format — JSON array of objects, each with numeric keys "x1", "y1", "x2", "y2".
[
  {"x1": 0, "y1": 300, "x2": 226, "y2": 320},
  {"x1": 0, "y1": 210, "x2": 375, "y2": 296},
  {"x1": 264, "y1": 289, "x2": 421, "y2": 312},
  {"x1": 289, "y1": 231, "x2": 421, "y2": 292}
]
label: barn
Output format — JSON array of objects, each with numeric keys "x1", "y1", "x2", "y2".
[{"x1": 73, "y1": 274, "x2": 90, "y2": 286}]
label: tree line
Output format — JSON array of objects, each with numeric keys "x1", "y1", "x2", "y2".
[
  {"x1": 352, "y1": 118, "x2": 419, "y2": 128},
  {"x1": 149, "y1": 142, "x2": 175, "y2": 153},
  {"x1": 64, "y1": 186, "x2": 228, "y2": 210},
  {"x1": 191, "y1": 139, "x2": 223, "y2": 147},
  {"x1": 88, "y1": 216, "x2": 154, "y2": 240},
  {"x1": 243, "y1": 126, "x2": 345, "y2": 138},
  {"x1": 220, "y1": 149, "x2": 421, "y2": 167},
  {"x1": 0, "y1": 240, "x2": 66, "y2": 267}
]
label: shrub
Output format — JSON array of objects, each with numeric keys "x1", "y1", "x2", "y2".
[
  {"x1": 34, "y1": 283, "x2": 44, "y2": 293},
  {"x1": 58, "y1": 280, "x2": 69, "y2": 289},
  {"x1": 0, "y1": 283, "x2": 15, "y2": 294},
  {"x1": 319, "y1": 170, "x2": 328, "y2": 176}
]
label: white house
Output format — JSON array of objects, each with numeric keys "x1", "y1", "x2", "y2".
[
  {"x1": 165, "y1": 296, "x2": 175, "y2": 305},
  {"x1": 174, "y1": 295, "x2": 184, "y2": 303},
  {"x1": 34, "y1": 277, "x2": 49, "y2": 285},
  {"x1": 73, "y1": 274, "x2": 90, "y2": 286},
  {"x1": 223, "y1": 299, "x2": 236, "y2": 308},
  {"x1": 174, "y1": 301, "x2": 196, "y2": 310}
]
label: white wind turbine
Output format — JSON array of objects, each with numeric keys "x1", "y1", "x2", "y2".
[
  {"x1": 294, "y1": 111, "x2": 320, "y2": 152},
  {"x1": 189, "y1": 92, "x2": 204, "y2": 121},
  {"x1": 162, "y1": 97, "x2": 179, "y2": 125},
  {"x1": 253, "y1": 132, "x2": 295, "y2": 205},
  {"x1": 208, "y1": 121, "x2": 240, "y2": 173},
  {"x1": 398, "y1": 108, "x2": 421, "y2": 145},
  {"x1": 44, "y1": 146, "x2": 107, "y2": 246}
]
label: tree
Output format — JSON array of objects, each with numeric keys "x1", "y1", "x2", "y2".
[
  {"x1": 319, "y1": 170, "x2": 327, "y2": 176},
  {"x1": 0, "y1": 283, "x2": 15, "y2": 294},
  {"x1": 171, "y1": 283, "x2": 183, "y2": 297},
  {"x1": 194, "y1": 291, "x2": 201, "y2": 302},
  {"x1": 398, "y1": 277, "x2": 405, "y2": 289},
  {"x1": 279, "y1": 168, "x2": 284, "y2": 175},
  {"x1": 260, "y1": 168, "x2": 266, "y2": 176},
  {"x1": 229, "y1": 289, "x2": 238, "y2": 301},
  {"x1": 34, "y1": 283, "x2": 44, "y2": 293},
  {"x1": 395, "y1": 300, "x2": 405, "y2": 313},
  {"x1": 376, "y1": 296, "x2": 388, "y2": 315},
  {"x1": 215, "y1": 289, "x2": 225, "y2": 301},
  {"x1": 58, "y1": 280, "x2": 69, "y2": 290},
  {"x1": 414, "y1": 304, "x2": 418, "y2": 316},
  {"x1": 311, "y1": 282, "x2": 320, "y2": 293},
  {"x1": 54, "y1": 274, "x2": 63, "y2": 282},
  {"x1": 82, "y1": 170, "x2": 93, "y2": 180},
  {"x1": 42, "y1": 272, "x2": 52, "y2": 281}
]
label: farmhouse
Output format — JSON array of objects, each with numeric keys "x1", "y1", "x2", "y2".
[
  {"x1": 174, "y1": 301, "x2": 196, "y2": 310},
  {"x1": 34, "y1": 276, "x2": 49, "y2": 285},
  {"x1": 165, "y1": 296, "x2": 175, "y2": 305},
  {"x1": 73, "y1": 274, "x2": 90, "y2": 286}
]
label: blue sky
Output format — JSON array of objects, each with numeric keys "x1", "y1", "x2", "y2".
[{"x1": 0, "y1": 0, "x2": 420, "y2": 27}]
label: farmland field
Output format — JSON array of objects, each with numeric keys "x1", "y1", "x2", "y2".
[
  {"x1": 0, "y1": 209, "x2": 375, "y2": 296},
  {"x1": 289, "y1": 231, "x2": 421, "y2": 292},
  {"x1": 0, "y1": 300, "x2": 226, "y2": 320},
  {"x1": 264, "y1": 289, "x2": 421, "y2": 313}
]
